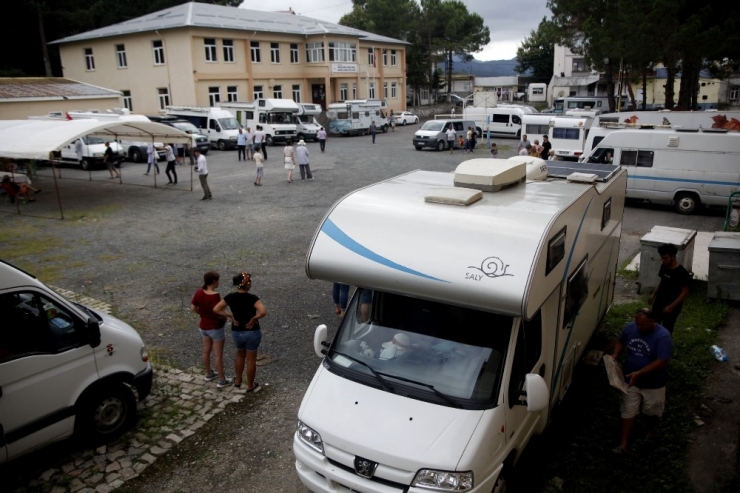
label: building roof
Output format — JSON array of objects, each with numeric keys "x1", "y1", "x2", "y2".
[
  {"x1": 50, "y1": 2, "x2": 407, "y2": 45},
  {"x1": 0, "y1": 78, "x2": 121, "y2": 102}
]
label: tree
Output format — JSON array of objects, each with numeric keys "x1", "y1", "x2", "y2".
[
  {"x1": 515, "y1": 17, "x2": 557, "y2": 82},
  {"x1": 339, "y1": 0, "x2": 419, "y2": 41}
]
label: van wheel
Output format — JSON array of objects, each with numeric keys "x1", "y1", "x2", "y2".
[
  {"x1": 674, "y1": 192, "x2": 699, "y2": 215},
  {"x1": 436, "y1": 140, "x2": 446, "y2": 152},
  {"x1": 217, "y1": 140, "x2": 227, "y2": 151},
  {"x1": 130, "y1": 148, "x2": 143, "y2": 163},
  {"x1": 265, "y1": 135, "x2": 274, "y2": 146},
  {"x1": 476, "y1": 127, "x2": 483, "y2": 138},
  {"x1": 492, "y1": 471, "x2": 508, "y2": 493},
  {"x1": 415, "y1": 145, "x2": 423, "y2": 151},
  {"x1": 516, "y1": 129, "x2": 521, "y2": 139},
  {"x1": 76, "y1": 383, "x2": 136, "y2": 444},
  {"x1": 297, "y1": 133, "x2": 305, "y2": 141},
  {"x1": 81, "y1": 159, "x2": 91, "y2": 171}
]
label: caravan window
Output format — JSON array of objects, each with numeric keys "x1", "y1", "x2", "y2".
[
  {"x1": 546, "y1": 226, "x2": 566, "y2": 275},
  {"x1": 552, "y1": 128, "x2": 580, "y2": 140},
  {"x1": 526, "y1": 124, "x2": 549, "y2": 135},
  {"x1": 602, "y1": 198, "x2": 612, "y2": 230},
  {"x1": 619, "y1": 150, "x2": 653, "y2": 167},
  {"x1": 563, "y1": 258, "x2": 589, "y2": 327},
  {"x1": 326, "y1": 289, "x2": 513, "y2": 409},
  {"x1": 492, "y1": 114, "x2": 509, "y2": 124}
]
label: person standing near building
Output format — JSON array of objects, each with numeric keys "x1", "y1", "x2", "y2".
[
  {"x1": 193, "y1": 148, "x2": 212, "y2": 200},
  {"x1": 75, "y1": 138, "x2": 85, "y2": 167},
  {"x1": 317, "y1": 127, "x2": 327, "y2": 153},
  {"x1": 191, "y1": 271, "x2": 229, "y2": 387},
  {"x1": 540, "y1": 135, "x2": 551, "y2": 160},
  {"x1": 253, "y1": 148, "x2": 264, "y2": 186},
  {"x1": 649, "y1": 243, "x2": 691, "y2": 334},
  {"x1": 517, "y1": 134, "x2": 530, "y2": 154},
  {"x1": 236, "y1": 127, "x2": 247, "y2": 161},
  {"x1": 283, "y1": 139, "x2": 296, "y2": 183},
  {"x1": 254, "y1": 126, "x2": 267, "y2": 160},
  {"x1": 103, "y1": 142, "x2": 120, "y2": 179},
  {"x1": 164, "y1": 143, "x2": 177, "y2": 184},
  {"x1": 245, "y1": 126, "x2": 254, "y2": 160},
  {"x1": 446, "y1": 126, "x2": 457, "y2": 154},
  {"x1": 389, "y1": 110, "x2": 396, "y2": 132},
  {"x1": 369, "y1": 121, "x2": 377, "y2": 144},
  {"x1": 145, "y1": 142, "x2": 160, "y2": 175},
  {"x1": 611, "y1": 308, "x2": 673, "y2": 454},
  {"x1": 295, "y1": 139, "x2": 313, "y2": 180}
]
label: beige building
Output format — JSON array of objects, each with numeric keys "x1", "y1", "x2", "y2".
[
  {"x1": 0, "y1": 78, "x2": 122, "y2": 119},
  {"x1": 51, "y1": 3, "x2": 408, "y2": 115}
]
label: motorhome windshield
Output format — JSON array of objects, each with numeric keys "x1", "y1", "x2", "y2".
[
  {"x1": 85, "y1": 136, "x2": 105, "y2": 145},
  {"x1": 327, "y1": 289, "x2": 512, "y2": 409},
  {"x1": 296, "y1": 115, "x2": 315, "y2": 123},
  {"x1": 260, "y1": 112, "x2": 293, "y2": 124},
  {"x1": 421, "y1": 121, "x2": 446, "y2": 131},
  {"x1": 171, "y1": 121, "x2": 200, "y2": 134},
  {"x1": 218, "y1": 118, "x2": 240, "y2": 130}
]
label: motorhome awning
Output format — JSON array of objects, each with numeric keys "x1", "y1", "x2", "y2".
[
  {"x1": 550, "y1": 75, "x2": 600, "y2": 87},
  {"x1": 0, "y1": 120, "x2": 191, "y2": 160}
]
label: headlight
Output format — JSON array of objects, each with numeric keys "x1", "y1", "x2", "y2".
[
  {"x1": 140, "y1": 346, "x2": 149, "y2": 362},
  {"x1": 412, "y1": 470, "x2": 473, "y2": 491},
  {"x1": 297, "y1": 421, "x2": 324, "y2": 454},
  {"x1": 230, "y1": 136, "x2": 237, "y2": 140}
]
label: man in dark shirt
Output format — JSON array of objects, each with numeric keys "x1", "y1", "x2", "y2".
[
  {"x1": 540, "y1": 135, "x2": 551, "y2": 160},
  {"x1": 103, "y1": 142, "x2": 120, "y2": 179},
  {"x1": 649, "y1": 243, "x2": 690, "y2": 334}
]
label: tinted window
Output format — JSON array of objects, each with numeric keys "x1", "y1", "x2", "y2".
[
  {"x1": 512, "y1": 115, "x2": 521, "y2": 125},
  {"x1": 492, "y1": 114, "x2": 509, "y2": 123},
  {"x1": 546, "y1": 226, "x2": 566, "y2": 275},
  {"x1": 587, "y1": 147, "x2": 614, "y2": 164},
  {"x1": 636, "y1": 150, "x2": 654, "y2": 167},
  {"x1": 563, "y1": 258, "x2": 589, "y2": 327},
  {"x1": 620, "y1": 150, "x2": 637, "y2": 166},
  {"x1": 552, "y1": 128, "x2": 580, "y2": 140},
  {"x1": 526, "y1": 124, "x2": 549, "y2": 135}
]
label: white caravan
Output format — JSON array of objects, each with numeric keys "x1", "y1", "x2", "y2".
[
  {"x1": 295, "y1": 157, "x2": 627, "y2": 493},
  {"x1": 527, "y1": 83, "x2": 548, "y2": 103},
  {"x1": 521, "y1": 114, "x2": 593, "y2": 160},
  {"x1": 584, "y1": 128, "x2": 740, "y2": 214},
  {"x1": 294, "y1": 103, "x2": 323, "y2": 142},
  {"x1": 594, "y1": 110, "x2": 740, "y2": 132},
  {"x1": 164, "y1": 106, "x2": 240, "y2": 150},
  {"x1": 326, "y1": 99, "x2": 389, "y2": 136},
  {"x1": 220, "y1": 99, "x2": 299, "y2": 145}
]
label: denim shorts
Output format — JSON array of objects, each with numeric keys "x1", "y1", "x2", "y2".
[
  {"x1": 232, "y1": 330, "x2": 262, "y2": 351},
  {"x1": 199, "y1": 327, "x2": 225, "y2": 341}
]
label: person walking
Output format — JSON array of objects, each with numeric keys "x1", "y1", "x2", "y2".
[
  {"x1": 540, "y1": 135, "x2": 551, "y2": 160},
  {"x1": 191, "y1": 271, "x2": 229, "y2": 387},
  {"x1": 283, "y1": 139, "x2": 296, "y2": 183},
  {"x1": 193, "y1": 148, "x2": 212, "y2": 200},
  {"x1": 517, "y1": 134, "x2": 531, "y2": 154},
  {"x1": 369, "y1": 121, "x2": 377, "y2": 144},
  {"x1": 259, "y1": 126, "x2": 268, "y2": 160},
  {"x1": 295, "y1": 139, "x2": 313, "y2": 180},
  {"x1": 213, "y1": 272, "x2": 266, "y2": 392},
  {"x1": 389, "y1": 110, "x2": 396, "y2": 132},
  {"x1": 649, "y1": 243, "x2": 691, "y2": 334},
  {"x1": 253, "y1": 126, "x2": 265, "y2": 160},
  {"x1": 103, "y1": 142, "x2": 120, "y2": 179},
  {"x1": 75, "y1": 138, "x2": 85, "y2": 167},
  {"x1": 333, "y1": 283, "x2": 350, "y2": 316},
  {"x1": 175, "y1": 142, "x2": 185, "y2": 166},
  {"x1": 446, "y1": 126, "x2": 457, "y2": 154},
  {"x1": 237, "y1": 127, "x2": 247, "y2": 161},
  {"x1": 611, "y1": 308, "x2": 673, "y2": 454},
  {"x1": 465, "y1": 127, "x2": 473, "y2": 153},
  {"x1": 164, "y1": 143, "x2": 177, "y2": 184},
  {"x1": 145, "y1": 142, "x2": 160, "y2": 175},
  {"x1": 245, "y1": 127, "x2": 254, "y2": 160},
  {"x1": 317, "y1": 127, "x2": 327, "y2": 152},
  {"x1": 253, "y1": 148, "x2": 264, "y2": 186}
]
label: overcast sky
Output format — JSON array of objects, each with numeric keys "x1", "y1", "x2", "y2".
[{"x1": 239, "y1": 1, "x2": 551, "y2": 61}]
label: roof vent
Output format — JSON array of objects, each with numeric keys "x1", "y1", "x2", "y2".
[
  {"x1": 567, "y1": 172, "x2": 598, "y2": 184},
  {"x1": 425, "y1": 187, "x2": 482, "y2": 206},
  {"x1": 667, "y1": 136, "x2": 679, "y2": 147},
  {"x1": 454, "y1": 159, "x2": 526, "y2": 192}
]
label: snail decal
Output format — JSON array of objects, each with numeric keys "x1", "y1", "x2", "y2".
[{"x1": 468, "y1": 256, "x2": 513, "y2": 279}]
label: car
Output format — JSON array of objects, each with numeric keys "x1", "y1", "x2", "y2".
[
  {"x1": 147, "y1": 116, "x2": 210, "y2": 154},
  {"x1": 395, "y1": 111, "x2": 419, "y2": 125}
]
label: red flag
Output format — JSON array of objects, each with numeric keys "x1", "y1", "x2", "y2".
[{"x1": 65, "y1": 112, "x2": 73, "y2": 120}]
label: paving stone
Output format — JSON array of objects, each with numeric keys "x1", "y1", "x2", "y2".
[
  {"x1": 85, "y1": 473, "x2": 104, "y2": 485},
  {"x1": 69, "y1": 469, "x2": 84, "y2": 478},
  {"x1": 93, "y1": 455, "x2": 107, "y2": 464},
  {"x1": 80, "y1": 460, "x2": 94, "y2": 470},
  {"x1": 190, "y1": 421, "x2": 206, "y2": 430},
  {"x1": 157, "y1": 440, "x2": 173, "y2": 449},
  {"x1": 134, "y1": 433, "x2": 149, "y2": 442},
  {"x1": 166, "y1": 433, "x2": 182, "y2": 444},
  {"x1": 79, "y1": 470, "x2": 92, "y2": 481},
  {"x1": 125, "y1": 448, "x2": 142, "y2": 458},
  {"x1": 159, "y1": 426, "x2": 173, "y2": 433},
  {"x1": 180, "y1": 429, "x2": 195, "y2": 438},
  {"x1": 50, "y1": 486, "x2": 67, "y2": 493},
  {"x1": 149, "y1": 446, "x2": 167, "y2": 455},
  {"x1": 69, "y1": 478, "x2": 86, "y2": 493},
  {"x1": 178, "y1": 374, "x2": 195, "y2": 383},
  {"x1": 109, "y1": 479, "x2": 124, "y2": 489},
  {"x1": 191, "y1": 390, "x2": 204, "y2": 397},
  {"x1": 40, "y1": 469, "x2": 58, "y2": 481},
  {"x1": 203, "y1": 413, "x2": 215, "y2": 421},
  {"x1": 95, "y1": 446, "x2": 107, "y2": 455},
  {"x1": 181, "y1": 400, "x2": 196, "y2": 408},
  {"x1": 94, "y1": 485, "x2": 113, "y2": 493},
  {"x1": 108, "y1": 443, "x2": 126, "y2": 453},
  {"x1": 119, "y1": 467, "x2": 137, "y2": 480},
  {"x1": 133, "y1": 463, "x2": 148, "y2": 474},
  {"x1": 106, "y1": 450, "x2": 125, "y2": 462},
  {"x1": 184, "y1": 416, "x2": 197, "y2": 424},
  {"x1": 77, "y1": 489, "x2": 95, "y2": 493},
  {"x1": 119, "y1": 459, "x2": 132, "y2": 469},
  {"x1": 104, "y1": 462, "x2": 121, "y2": 473},
  {"x1": 104, "y1": 472, "x2": 121, "y2": 483}
]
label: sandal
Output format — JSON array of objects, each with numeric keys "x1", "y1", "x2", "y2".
[
  {"x1": 247, "y1": 382, "x2": 261, "y2": 393},
  {"x1": 612, "y1": 446, "x2": 627, "y2": 455}
]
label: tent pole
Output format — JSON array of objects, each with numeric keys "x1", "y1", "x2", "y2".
[{"x1": 51, "y1": 157, "x2": 64, "y2": 220}]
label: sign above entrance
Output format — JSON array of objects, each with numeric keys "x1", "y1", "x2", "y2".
[{"x1": 331, "y1": 63, "x2": 358, "y2": 74}]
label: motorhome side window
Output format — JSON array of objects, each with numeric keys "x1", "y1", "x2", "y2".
[
  {"x1": 526, "y1": 124, "x2": 549, "y2": 135},
  {"x1": 563, "y1": 258, "x2": 589, "y2": 327},
  {"x1": 508, "y1": 311, "x2": 543, "y2": 408},
  {"x1": 546, "y1": 226, "x2": 566, "y2": 275},
  {"x1": 0, "y1": 292, "x2": 83, "y2": 362},
  {"x1": 619, "y1": 150, "x2": 653, "y2": 167},
  {"x1": 602, "y1": 198, "x2": 612, "y2": 230},
  {"x1": 259, "y1": 113, "x2": 267, "y2": 123},
  {"x1": 553, "y1": 128, "x2": 580, "y2": 140}
]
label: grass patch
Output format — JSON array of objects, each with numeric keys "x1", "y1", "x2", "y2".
[
  {"x1": 64, "y1": 204, "x2": 122, "y2": 221},
  {"x1": 98, "y1": 253, "x2": 125, "y2": 262},
  {"x1": 510, "y1": 279, "x2": 728, "y2": 492}
]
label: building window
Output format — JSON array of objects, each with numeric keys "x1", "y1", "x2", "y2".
[
  {"x1": 253, "y1": 85, "x2": 264, "y2": 99},
  {"x1": 305, "y1": 42, "x2": 325, "y2": 63},
  {"x1": 391, "y1": 50, "x2": 397, "y2": 66},
  {"x1": 368, "y1": 82, "x2": 375, "y2": 99},
  {"x1": 292, "y1": 84, "x2": 301, "y2": 103},
  {"x1": 731, "y1": 86, "x2": 740, "y2": 100},
  {"x1": 115, "y1": 44, "x2": 127, "y2": 68},
  {"x1": 251, "y1": 41, "x2": 261, "y2": 63},
  {"x1": 572, "y1": 58, "x2": 587, "y2": 72},
  {"x1": 209, "y1": 87, "x2": 221, "y2": 106},
  {"x1": 328, "y1": 42, "x2": 356, "y2": 62},
  {"x1": 84, "y1": 48, "x2": 95, "y2": 70},
  {"x1": 153, "y1": 40, "x2": 165, "y2": 65},
  {"x1": 205, "y1": 38, "x2": 217, "y2": 62},
  {"x1": 340, "y1": 83, "x2": 348, "y2": 101},
  {"x1": 122, "y1": 90, "x2": 132, "y2": 111},
  {"x1": 367, "y1": 48, "x2": 375, "y2": 66},
  {"x1": 227, "y1": 86, "x2": 238, "y2": 102},
  {"x1": 273, "y1": 85, "x2": 282, "y2": 99},
  {"x1": 383, "y1": 82, "x2": 388, "y2": 98},
  {"x1": 421, "y1": 88, "x2": 429, "y2": 101},
  {"x1": 223, "y1": 39, "x2": 234, "y2": 63},
  {"x1": 352, "y1": 82, "x2": 357, "y2": 99},
  {"x1": 270, "y1": 43, "x2": 280, "y2": 64},
  {"x1": 158, "y1": 87, "x2": 170, "y2": 110},
  {"x1": 391, "y1": 82, "x2": 397, "y2": 98},
  {"x1": 383, "y1": 49, "x2": 388, "y2": 66},
  {"x1": 290, "y1": 43, "x2": 299, "y2": 64}
]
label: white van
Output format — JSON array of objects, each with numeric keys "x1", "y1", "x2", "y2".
[
  {"x1": 295, "y1": 158, "x2": 627, "y2": 493},
  {"x1": 466, "y1": 106, "x2": 528, "y2": 139},
  {"x1": 413, "y1": 119, "x2": 476, "y2": 151},
  {"x1": 165, "y1": 106, "x2": 240, "y2": 150},
  {"x1": 584, "y1": 128, "x2": 740, "y2": 214},
  {"x1": 0, "y1": 260, "x2": 152, "y2": 463},
  {"x1": 294, "y1": 104, "x2": 323, "y2": 142},
  {"x1": 549, "y1": 116, "x2": 592, "y2": 160}
]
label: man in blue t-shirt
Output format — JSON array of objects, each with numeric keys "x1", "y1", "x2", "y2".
[{"x1": 611, "y1": 308, "x2": 673, "y2": 453}]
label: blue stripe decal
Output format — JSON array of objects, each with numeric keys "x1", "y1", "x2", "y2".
[
  {"x1": 630, "y1": 175, "x2": 740, "y2": 187},
  {"x1": 321, "y1": 218, "x2": 450, "y2": 283}
]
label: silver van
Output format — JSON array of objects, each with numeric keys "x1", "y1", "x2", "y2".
[{"x1": 413, "y1": 119, "x2": 476, "y2": 151}]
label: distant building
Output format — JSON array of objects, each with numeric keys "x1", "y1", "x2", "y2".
[
  {"x1": 0, "y1": 77, "x2": 122, "y2": 119},
  {"x1": 474, "y1": 76, "x2": 534, "y2": 102},
  {"x1": 548, "y1": 45, "x2": 606, "y2": 105},
  {"x1": 51, "y1": 3, "x2": 408, "y2": 114}
]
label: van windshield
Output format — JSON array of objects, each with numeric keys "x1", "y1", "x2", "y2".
[
  {"x1": 327, "y1": 289, "x2": 512, "y2": 409},
  {"x1": 218, "y1": 118, "x2": 239, "y2": 130},
  {"x1": 420, "y1": 121, "x2": 445, "y2": 132}
]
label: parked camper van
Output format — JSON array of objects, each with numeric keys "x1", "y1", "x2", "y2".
[
  {"x1": 413, "y1": 119, "x2": 476, "y2": 151},
  {"x1": 220, "y1": 99, "x2": 299, "y2": 145},
  {"x1": 326, "y1": 100, "x2": 389, "y2": 136},
  {"x1": 165, "y1": 106, "x2": 240, "y2": 150},
  {"x1": 0, "y1": 260, "x2": 152, "y2": 463},
  {"x1": 295, "y1": 157, "x2": 626, "y2": 493},
  {"x1": 593, "y1": 110, "x2": 740, "y2": 132},
  {"x1": 527, "y1": 83, "x2": 548, "y2": 103},
  {"x1": 466, "y1": 106, "x2": 529, "y2": 139},
  {"x1": 521, "y1": 114, "x2": 593, "y2": 160},
  {"x1": 584, "y1": 128, "x2": 740, "y2": 214},
  {"x1": 294, "y1": 104, "x2": 323, "y2": 142}
]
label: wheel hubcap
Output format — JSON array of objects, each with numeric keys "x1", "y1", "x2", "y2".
[{"x1": 94, "y1": 396, "x2": 125, "y2": 431}]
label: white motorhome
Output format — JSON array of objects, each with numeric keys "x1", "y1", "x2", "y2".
[
  {"x1": 593, "y1": 110, "x2": 740, "y2": 132},
  {"x1": 165, "y1": 106, "x2": 240, "y2": 150},
  {"x1": 527, "y1": 83, "x2": 548, "y2": 103},
  {"x1": 584, "y1": 128, "x2": 740, "y2": 214},
  {"x1": 521, "y1": 114, "x2": 593, "y2": 160},
  {"x1": 295, "y1": 157, "x2": 627, "y2": 493},
  {"x1": 220, "y1": 99, "x2": 299, "y2": 145},
  {"x1": 0, "y1": 260, "x2": 152, "y2": 463},
  {"x1": 294, "y1": 103, "x2": 323, "y2": 142},
  {"x1": 326, "y1": 99, "x2": 389, "y2": 136}
]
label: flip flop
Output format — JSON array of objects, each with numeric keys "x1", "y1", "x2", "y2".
[
  {"x1": 612, "y1": 446, "x2": 627, "y2": 455},
  {"x1": 247, "y1": 382, "x2": 261, "y2": 393}
]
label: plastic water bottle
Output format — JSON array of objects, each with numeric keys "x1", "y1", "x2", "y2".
[{"x1": 711, "y1": 345, "x2": 728, "y2": 362}]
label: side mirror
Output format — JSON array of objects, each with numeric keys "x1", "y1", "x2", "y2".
[
  {"x1": 313, "y1": 324, "x2": 328, "y2": 358},
  {"x1": 86, "y1": 318, "x2": 101, "y2": 348},
  {"x1": 524, "y1": 374, "x2": 549, "y2": 412}
]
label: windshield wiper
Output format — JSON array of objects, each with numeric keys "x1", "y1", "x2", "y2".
[
  {"x1": 328, "y1": 349, "x2": 394, "y2": 393},
  {"x1": 375, "y1": 371, "x2": 462, "y2": 408}
]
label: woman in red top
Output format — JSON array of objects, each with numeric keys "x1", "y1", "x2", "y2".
[{"x1": 190, "y1": 271, "x2": 231, "y2": 387}]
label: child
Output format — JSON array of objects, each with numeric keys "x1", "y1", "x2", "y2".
[
  {"x1": 254, "y1": 149, "x2": 264, "y2": 186},
  {"x1": 490, "y1": 143, "x2": 498, "y2": 157},
  {"x1": 458, "y1": 136, "x2": 465, "y2": 154}
]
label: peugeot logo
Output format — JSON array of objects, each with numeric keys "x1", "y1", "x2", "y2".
[{"x1": 354, "y1": 456, "x2": 379, "y2": 479}]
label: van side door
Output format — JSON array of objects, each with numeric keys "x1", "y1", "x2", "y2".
[
  {"x1": 0, "y1": 291, "x2": 97, "y2": 462},
  {"x1": 208, "y1": 118, "x2": 222, "y2": 142},
  {"x1": 620, "y1": 148, "x2": 655, "y2": 196},
  {"x1": 489, "y1": 113, "x2": 510, "y2": 137}
]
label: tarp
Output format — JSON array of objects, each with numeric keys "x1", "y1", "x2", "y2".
[{"x1": 0, "y1": 119, "x2": 191, "y2": 160}]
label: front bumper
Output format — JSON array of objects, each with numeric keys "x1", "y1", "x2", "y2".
[
  {"x1": 412, "y1": 138, "x2": 438, "y2": 149},
  {"x1": 132, "y1": 362, "x2": 153, "y2": 401}
]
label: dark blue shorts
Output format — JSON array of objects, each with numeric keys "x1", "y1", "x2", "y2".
[{"x1": 232, "y1": 330, "x2": 262, "y2": 351}]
